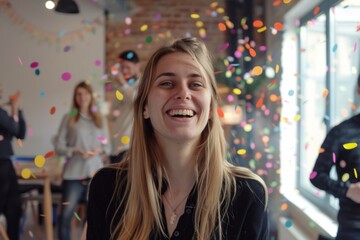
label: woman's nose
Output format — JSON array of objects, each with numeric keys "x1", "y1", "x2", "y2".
[{"x1": 175, "y1": 85, "x2": 191, "y2": 100}]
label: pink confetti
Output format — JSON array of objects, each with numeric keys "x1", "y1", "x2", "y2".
[
  {"x1": 30, "y1": 62, "x2": 39, "y2": 68},
  {"x1": 95, "y1": 60, "x2": 101, "y2": 66},
  {"x1": 354, "y1": 42, "x2": 357, "y2": 52},
  {"x1": 309, "y1": 171, "x2": 317, "y2": 179},
  {"x1": 61, "y1": 72, "x2": 71, "y2": 81},
  {"x1": 0, "y1": 135, "x2": 3, "y2": 141},
  {"x1": 18, "y1": 56, "x2": 23, "y2": 65},
  {"x1": 332, "y1": 152, "x2": 336, "y2": 163}
]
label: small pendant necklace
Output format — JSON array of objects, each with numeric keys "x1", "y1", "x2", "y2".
[{"x1": 163, "y1": 192, "x2": 190, "y2": 225}]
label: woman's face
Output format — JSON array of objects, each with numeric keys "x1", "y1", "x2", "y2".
[
  {"x1": 144, "y1": 52, "x2": 212, "y2": 144},
  {"x1": 75, "y1": 87, "x2": 92, "y2": 110}
]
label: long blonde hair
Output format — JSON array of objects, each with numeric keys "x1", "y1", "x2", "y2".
[
  {"x1": 110, "y1": 37, "x2": 267, "y2": 239},
  {"x1": 68, "y1": 81, "x2": 102, "y2": 128}
]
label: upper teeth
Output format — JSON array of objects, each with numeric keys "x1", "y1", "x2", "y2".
[{"x1": 169, "y1": 109, "x2": 194, "y2": 117}]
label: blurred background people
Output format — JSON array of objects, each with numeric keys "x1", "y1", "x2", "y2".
[
  {"x1": 0, "y1": 88, "x2": 26, "y2": 240},
  {"x1": 54, "y1": 81, "x2": 110, "y2": 240},
  {"x1": 311, "y1": 74, "x2": 360, "y2": 240},
  {"x1": 108, "y1": 50, "x2": 141, "y2": 163}
]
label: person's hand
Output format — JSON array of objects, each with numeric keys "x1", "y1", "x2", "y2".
[
  {"x1": 346, "y1": 182, "x2": 360, "y2": 203},
  {"x1": 116, "y1": 70, "x2": 127, "y2": 86},
  {"x1": 9, "y1": 91, "x2": 21, "y2": 117}
]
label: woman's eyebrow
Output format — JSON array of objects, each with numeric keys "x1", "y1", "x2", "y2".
[{"x1": 154, "y1": 72, "x2": 176, "y2": 81}]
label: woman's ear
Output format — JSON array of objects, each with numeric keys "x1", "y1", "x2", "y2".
[{"x1": 143, "y1": 105, "x2": 150, "y2": 119}]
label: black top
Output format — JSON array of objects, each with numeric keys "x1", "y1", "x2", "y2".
[
  {"x1": 310, "y1": 113, "x2": 360, "y2": 227},
  {"x1": 86, "y1": 167, "x2": 269, "y2": 240},
  {"x1": 0, "y1": 108, "x2": 26, "y2": 158}
]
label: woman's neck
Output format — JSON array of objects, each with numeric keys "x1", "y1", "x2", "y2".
[{"x1": 160, "y1": 141, "x2": 197, "y2": 192}]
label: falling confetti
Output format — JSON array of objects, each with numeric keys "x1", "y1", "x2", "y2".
[
  {"x1": 116, "y1": 90, "x2": 124, "y2": 101},
  {"x1": 61, "y1": 72, "x2": 72, "y2": 81},
  {"x1": 343, "y1": 142, "x2": 357, "y2": 150},
  {"x1": 121, "y1": 136, "x2": 130, "y2": 144},
  {"x1": 50, "y1": 106, "x2": 56, "y2": 115},
  {"x1": 34, "y1": 155, "x2": 46, "y2": 168}
]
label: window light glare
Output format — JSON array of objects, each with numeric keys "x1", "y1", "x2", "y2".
[{"x1": 45, "y1": 0, "x2": 55, "y2": 9}]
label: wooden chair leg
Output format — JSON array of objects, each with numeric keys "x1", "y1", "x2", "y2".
[
  {"x1": 29, "y1": 201, "x2": 42, "y2": 240},
  {"x1": 0, "y1": 224, "x2": 10, "y2": 240}
]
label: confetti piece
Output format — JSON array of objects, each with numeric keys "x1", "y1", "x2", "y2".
[
  {"x1": 64, "y1": 45, "x2": 71, "y2": 52},
  {"x1": 237, "y1": 149, "x2": 246, "y2": 155},
  {"x1": 354, "y1": 168, "x2": 358, "y2": 179},
  {"x1": 145, "y1": 36, "x2": 153, "y2": 43},
  {"x1": 44, "y1": 150, "x2": 55, "y2": 158},
  {"x1": 285, "y1": 219, "x2": 293, "y2": 228},
  {"x1": 252, "y1": 66, "x2": 263, "y2": 76},
  {"x1": 274, "y1": 22, "x2": 283, "y2": 31},
  {"x1": 283, "y1": 0, "x2": 292, "y2": 3},
  {"x1": 190, "y1": 13, "x2": 200, "y2": 19},
  {"x1": 332, "y1": 152, "x2": 336, "y2": 163},
  {"x1": 354, "y1": 42, "x2": 358, "y2": 52},
  {"x1": 341, "y1": 173, "x2": 349, "y2": 182},
  {"x1": 95, "y1": 60, "x2": 101, "y2": 66},
  {"x1": 116, "y1": 90, "x2": 124, "y2": 101},
  {"x1": 232, "y1": 88, "x2": 241, "y2": 95},
  {"x1": 18, "y1": 56, "x2": 23, "y2": 65},
  {"x1": 253, "y1": 20, "x2": 264, "y2": 28},
  {"x1": 61, "y1": 72, "x2": 71, "y2": 81},
  {"x1": 121, "y1": 136, "x2": 130, "y2": 144},
  {"x1": 343, "y1": 142, "x2": 357, "y2": 150},
  {"x1": 281, "y1": 203, "x2": 288, "y2": 211},
  {"x1": 273, "y1": 0, "x2": 281, "y2": 6},
  {"x1": 70, "y1": 108, "x2": 78, "y2": 116},
  {"x1": 30, "y1": 62, "x2": 39, "y2": 68},
  {"x1": 35, "y1": 69, "x2": 40, "y2": 76},
  {"x1": 314, "y1": 6, "x2": 320, "y2": 15},
  {"x1": 50, "y1": 106, "x2": 56, "y2": 115},
  {"x1": 217, "y1": 107, "x2": 224, "y2": 118},
  {"x1": 288, "y1": 90, "x2": 294, "y2": 96},
  {"x1": 34, "y1": 155, "x2": 46, "y2": 168},
  {"x1": 218, "y1": 22, "x2": 226, "y2": 31},
  {"x1": 0, "y1": 135, "x2": 3, "y2": 141},
  {"x1": 140, "y1": 24, "x2": 148, "y2": 31},
  {"x1": 309, "y1": 171, "x2": 317, "y2": 179},
  {"x1": 293, "y1": 114, "x2": 301, "y2": 121},
  {"x1": 332, "y1": 43, "x2": 338, "y2": 52},
  {"x1": 21, "y1": 168, "x2": 32, "y2": 179},
  {"x1": 74, "y1": 212, "x2": 81, "y2": 221},
  {"x1": 322, "y1": 88, "x2": 329, "y2": 98},
  {"x1": 125, "y1": 17, "x2": 132, "y2": 25}
]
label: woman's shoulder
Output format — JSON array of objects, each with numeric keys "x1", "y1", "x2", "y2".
[
  {"x1": 233, "y1": 174, "x2": 267, "y2": 206},
  {"x1": 90, "y1": 165, "x2": 128, "y2": 191}
]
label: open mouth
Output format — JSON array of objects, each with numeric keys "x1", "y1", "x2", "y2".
[{"x1": 167, "y1": 109, "x2": 196, "y2": 118}]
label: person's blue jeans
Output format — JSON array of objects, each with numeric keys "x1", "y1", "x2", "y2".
[
  {"x1": 336, "y1": 226, "x2": 360, "y2": 240},
  {"x1": 58, "y1": 179, "x2": 90, "y2": 240}
]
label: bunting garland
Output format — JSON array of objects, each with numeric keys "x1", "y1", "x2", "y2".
[{"x1": 0, "y1": 0, "x2": 103, "y2": 44}]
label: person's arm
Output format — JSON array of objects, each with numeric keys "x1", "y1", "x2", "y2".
[
  {"x1": 310, "y1": 128, "x2": 349, "y2": 199},
  {"x1": 0, "y1": 107, "x2": 25, "y2": 138},
  {"x1": 86, "y1": 168, "x2": 113, "y2": 239},
  {"x1": 54, "y1": 114, "x2": 77, "y2": 158},
  {"x1": 241, "y1": 181, "x2": 269, "y2": 240}
]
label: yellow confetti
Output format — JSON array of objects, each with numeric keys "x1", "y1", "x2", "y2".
[
  {"x1": 216, "y1": 8, "x2": 224, "y2": 14},
  {"x1": 140, "y1": 24, "x2": 148, "y2": 31},
  {"x1": 244, "y1": 124, "x2": 252, "y2": 132},
  {"x1": 354, "y1": 168, "x2": 358, "y2": 179},
  {"x1": 199, "y1": 28, "x2": 206, "y2": 38},
  {"x1": 237, "y1": 149, "x2": 246, "y2": 155},
  {"x1": 121, "y1": 136, "x2": 130, "y2": 144},
  {"x1": 341, "y1": 173, "x2": 349, "y2": 182},
  {"x1": 343, "y1": 142, "x2": 358, "y2": 150},
  {"x1": 34, "y1": 155, "x2": 46, "y2": 168},
  {"x1": 116, "y1": 90, "x2": 124, "y2": 101},
  {"x1": 233, "y1": 88, "x2": 242, "y2": 95},
  {"x1": 190, "y1": 13, "x2": 200, "y2": 19},
  {"x1": 195, "y1": 21, "x2": 203, "y2": 27},
  {"x1": 225, "y1": 20, "x2": 234, "y2": 29},
  {"x1": 210, "y1": 2, "x2": 218, "y2": 8},
  {"x1": 257, "y1": 26, "x2": 267, "y2": 33},
  {"x1": 294, "y1": 114, "x2": 301, "y2": 122},
  {"x1": 275, "y1": 64, "x2": 280, "y2": 73},
  {"x1": 21, "y1": 168, "x2": 32, "y2": 179}
]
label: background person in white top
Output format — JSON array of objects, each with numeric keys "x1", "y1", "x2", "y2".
[
  {"x1": 109, "y1": 50, "x2": 141, "y2": 163},
  {"x1": 54, "y1": 81, "x2": 111, "y2": 240}
]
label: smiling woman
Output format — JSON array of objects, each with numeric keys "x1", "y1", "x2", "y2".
[{"x1": 86, "y1": 37, "x2": 269, "y2": 240}]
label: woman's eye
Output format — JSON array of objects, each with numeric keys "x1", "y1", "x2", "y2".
[
  {"x1": 159, "y1": 81, "x2": 174, "y2": 87},
  {"x1": 191, "y1": 82, "x2": 203, "y2": 88}
]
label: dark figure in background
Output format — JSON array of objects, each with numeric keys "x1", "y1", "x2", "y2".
[
  {"x1": 0, "y1": 89, "x2": 26, "y2": 240},
  {"x1": 311, "y1": 74, "x2": 360, "y2": 240},
  {"x1": 108, "y1": 50, "x2": 141, "y2": 164}
]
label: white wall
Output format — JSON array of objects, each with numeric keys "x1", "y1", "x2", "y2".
[{"x1": 0, "y1": 0, "x2": 105, "y2": 156}]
